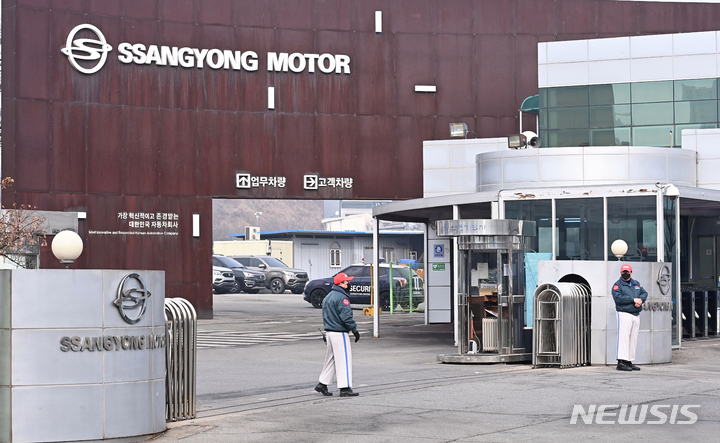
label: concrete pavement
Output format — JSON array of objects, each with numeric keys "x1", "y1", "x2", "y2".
[{"x1": 150, "y1": 295, "x2": 720, "y2": 442}]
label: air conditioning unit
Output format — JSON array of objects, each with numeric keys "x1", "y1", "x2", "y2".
[{"x1": 245, "y1": 226, "x2": 260, "y2": 241}]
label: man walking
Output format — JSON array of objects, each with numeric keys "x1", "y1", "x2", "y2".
[
  {"x1": 315, "y1": 272, "x2": 361, "y2": 397},
  {"x1": 611, "y1": 264, "x2": 648, "y2": 371}
]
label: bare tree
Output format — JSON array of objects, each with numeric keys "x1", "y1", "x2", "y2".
[{"x1": 0, "y1": 177, "x2": 47, "y2": 268}]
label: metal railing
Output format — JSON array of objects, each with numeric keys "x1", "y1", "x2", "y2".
[
  {"x1": 533, "y1": 282, "x2": 591, "y2": 368},
  {"x1": 165, "y1": 298, "x2": 197, "y2": 422}
]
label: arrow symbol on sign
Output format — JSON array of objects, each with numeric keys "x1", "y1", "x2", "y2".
[
  {"x1": 236, "y1": 173, "x2": 251, "y2": 189},
  {"x1": 304, "y1": 175, "x2": 318, "y2": 190}
]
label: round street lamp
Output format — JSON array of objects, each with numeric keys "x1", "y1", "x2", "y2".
[
  {"x1": 611, "y1": 239, "x2": 628, "y2": 260},
  {"x1": 51, "y1": 230, "x2": 84, "y2": 267}
]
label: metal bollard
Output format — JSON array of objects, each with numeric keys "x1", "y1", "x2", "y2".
[{"x1": 164, "y1": 298, "x2": 197, "y2": 422}]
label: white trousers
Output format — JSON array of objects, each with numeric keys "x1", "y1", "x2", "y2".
[
  {"x1": 617, "y1": 311, "x2": 640, "y2": 362},
  {"x1": 319, "y1": 331, "x2": 353, "y2": 389}
]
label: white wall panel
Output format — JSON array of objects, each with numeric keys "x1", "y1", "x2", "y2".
[
  {"x1": 428, "y1": 310, "x2": 451, "y2": 323},
  {"x1": 538, "y1": 155, "x2": 584, "y2": 182},
  {"x1": 538, "y1": 42, "x2": 547, "y2": 64},
  {"x1": 0, "y1": 330, "x2": 8, "y2": 386},
  {"x1": 589, "y1": 36, "x2": 630, "y2": 61},
  {"x1": 105, "y1": 381, "x2": 160, "y2": 439},
  {"x1": 423, "y1": 169, "x2": 450, "y2": 194},
  {"x1": 545, "y1": 31, "x2": 720, "y2": 87},
  {"x1": 668, "y1": 155, "x2": 697, "y2": 183},
  {"x1": 673, "y1": 31, "x2": 716, "y2": 55},
  {"x1": 627, "y1": 154, "x2": 667, "y2": 180},
  {"x1": 538, "y1": 63, "x2": 548, "y2": 88},
  {"x1": 427, "y1": 286, "x2": 452, "y2": 309},
  {"x1": 503, "y1": 156, "x2": 539, "y2": 183},
  {"x1": 0, "y1": 273, "x2": 9, "y2": 329},
  {"x1": 547, "y1": 40, "x2": 587, "y2": 63},
  {"x1": 588, "y1": 59, "x2": 632, "y2": 84},
  {"x1": 583, "y1": 155, "x2": 629, "y2": 181},
  {"x1": 673, "y1": 54, "x2": 717, "y2": 79},
  {"x1": 11, "y1": 270, "x2": 104, "y2": 329},
  {"x1": 12, "y1": 385, "x2": 104, "y2": 443},
  {"x1": 0, "y1": 387, "x2": 8, "y2": 443},
  {"x1": 631, "y1": 34, "x2": 673, "y2": 58},
  {"x1": 547, "y1": 62, "x2": 589, "y2": 87},
  {"x1": 12, "y1": 329, "x2": 104, "y2": 385},
  {"x1": 423, "y1": 142, "x2": 450, "y2": 169},
  {"x1": 449, "y1": 168, "x2": 476, "y2": 193},
  {"x1": 631, "y1": 56, "x2": 674, "y2": 82},
  {"x1": 477, "y1": 146, "x2": 697, "y2": 191},
  {"x1": 448, "y1": 144, "x2": 467, "y2": 168}
]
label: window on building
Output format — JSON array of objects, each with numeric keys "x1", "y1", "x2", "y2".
[
  {"x1": 541, "y1": 78, "x2": 720, "y2": 148},
  {"x1": 556, "y1": 198, "x2": 604, "y2": 261},
  {"x1": 505, "y1": 200, "x2": 553, "y2": 254},
  {"x1": 330, "y1": 242, "x2": 341, "y2": 268},
  {"x1": 607, "y1": 196, "x2": 657, "y2": 262}
]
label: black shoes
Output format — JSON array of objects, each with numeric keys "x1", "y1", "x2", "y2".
[
  {"x1": 315, "y1": 384, "x2": 359, "y2": 397},
  {"x1": 616, "y1": 360, "x2": 633, "y2": 371},
  {"x1": 339, "y1": 388, "x2": 359, "y2": 397},
  {"x1": 627, "y1": 361, "x2": 641, "y2": 371},
  {"x1": 617, "y1": 360, "x2": 640, "y2": 371},
  {"x1": 315, "y1": 383, "x2": 332, "y2": 396}
]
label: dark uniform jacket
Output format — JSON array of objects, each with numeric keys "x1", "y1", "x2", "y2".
[
  {"x1": 322, "y1": 284, "x2": 358, "y2": 333},
  {"x1": 611, "y1": 277, "x2": 648, "y2": 316}
]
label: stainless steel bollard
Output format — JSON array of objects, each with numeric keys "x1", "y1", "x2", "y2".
[{"x1": 164, "y1": 298, "x2": 197, "y2": 422}]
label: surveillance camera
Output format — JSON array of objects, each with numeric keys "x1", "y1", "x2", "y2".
[
  {"x1": 521, "y1": 131, "x2": 540, "y2": 148},
  {"x1": 665, "y1": 184, "x2": 679, "y2": 200}
]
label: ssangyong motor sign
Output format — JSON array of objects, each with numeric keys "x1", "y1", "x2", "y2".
[{"x1": 61, "y1": 23, "x2": 351, "y2": 75}]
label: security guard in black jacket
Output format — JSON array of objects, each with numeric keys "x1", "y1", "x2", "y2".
[
  {"x1": 315, "y1": 272, "x2": 360, "y2": 397},
  {"x1": 611, "y1": 264, "x2": 648, "y2": 371}
]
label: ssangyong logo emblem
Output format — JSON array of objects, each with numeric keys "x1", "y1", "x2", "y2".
[
  {"x1": 114, "y1": 273, "x2": 152, "y2": 324},
  {"x1": 657, "y1": 264, "x2": 671, "y2": 295},
  {"x1": 61, "y1": 24, "x2": 112, "y2": 74}
]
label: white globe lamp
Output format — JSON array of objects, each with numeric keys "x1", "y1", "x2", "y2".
[
  {"x1": 611, "y1": 239, "x2": 628, "y2": 260},
  {"x1": 52, "y1": 230, "x2": 84, "y2": 267}
]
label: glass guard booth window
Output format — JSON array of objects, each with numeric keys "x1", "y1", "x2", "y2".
[
  {"x1": 607, "y1": 196, "x2": 657, "y2": 262},
  {"x1": 556, "y1": 198, "x2": 604, "y2": 260},
  {"x1": 504, "y1": 200, "x2": 552, "y2": 254}
]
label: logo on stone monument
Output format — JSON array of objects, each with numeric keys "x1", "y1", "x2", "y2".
[
  {"x1": 657, "y1": 264, "x2": 671, "y2": 295},
  {"x1": 61, "y1": 24, "x2": 113, "y2": 74},
  {"x1": 114, "y1": 273, "x2": 152, "y2": 324}
]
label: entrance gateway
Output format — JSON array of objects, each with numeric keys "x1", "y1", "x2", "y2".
[{"x1": 435, "y1": 219, "x2": 536, "y2": 364}]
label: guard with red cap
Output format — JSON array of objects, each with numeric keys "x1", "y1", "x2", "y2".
[
  {"x1": 315, "y1": 272, "x2": 361, "y2": 397},
  {"x1": 611, "y1": 263, "x2": 648, "y2": 372}
]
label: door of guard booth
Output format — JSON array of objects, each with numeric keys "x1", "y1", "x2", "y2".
[{"x1": 434, "y1": 219, "x2": 536, "y2": 364}]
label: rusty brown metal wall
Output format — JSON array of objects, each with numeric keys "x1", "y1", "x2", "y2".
[{"x1": 4, "y1": 0, "x2": 720, "y2": 316}]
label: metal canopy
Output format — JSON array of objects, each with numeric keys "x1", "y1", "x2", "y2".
[
  {"x1": 520, "y1": 94, "x2": 540, "y2": 114},
  {"x1": 373, "y1": 191, "x2": 497, "y2": 223}
]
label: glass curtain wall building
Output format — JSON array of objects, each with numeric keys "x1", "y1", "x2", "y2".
[{"x1": 539, "y1": 79, "x2": 719, "y2": 148}]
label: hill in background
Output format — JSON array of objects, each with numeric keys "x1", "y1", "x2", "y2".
[{"x1": 212, "y1": 199, "x2": 325, "y2": 241}]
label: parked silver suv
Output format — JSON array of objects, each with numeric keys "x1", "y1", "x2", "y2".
[{"x1": 231, "y1": 255, "x2": 309, "y2": 294}]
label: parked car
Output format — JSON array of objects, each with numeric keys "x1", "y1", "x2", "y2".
[
  {"x1": 231, "y1": 255, "x2": 309, "y2": 294},
  {"x1": 212, "y1": 255, "x2": 266, "y2": 293},
  {"x1": 302, "y1": 263, "x2": 424, "y2": 309},
  {"x1": 213, "y1": 265, "x2": 237, "y2": 294}
]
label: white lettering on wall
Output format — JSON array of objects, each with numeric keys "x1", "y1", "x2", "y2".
[{"x1": 268, "y1": 52, "x2": 350, "y2": 74}]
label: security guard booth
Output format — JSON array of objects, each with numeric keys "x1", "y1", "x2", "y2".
[{"x1": 435, "y1": 219, "x2": 536, "y2": 363}]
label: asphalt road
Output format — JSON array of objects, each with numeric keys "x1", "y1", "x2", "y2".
[{"x1": 148, "y1": 293, "x2": 720, "y2": 443}]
